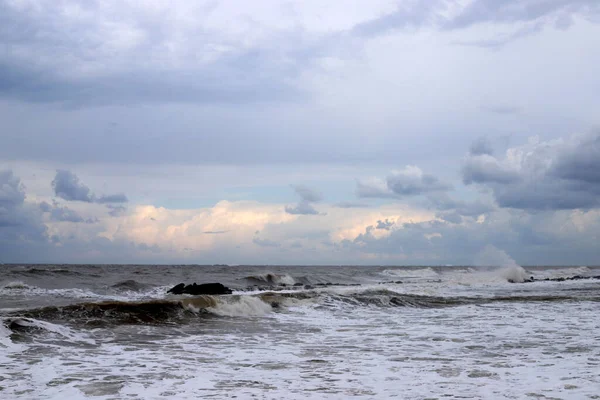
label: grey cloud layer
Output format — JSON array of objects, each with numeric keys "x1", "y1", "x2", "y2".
[
  {"x1": 462, "y1": 155, "x2": 521, "y2": 185},
  {"x1": 462, "y1": 132, "x2": 600, "y2": 210},
  {"x1": 0, "y1": 1, "x2": 309, "y2": 106},
  {"x1": 2, "y1": 0, "x2": 599, "y2": 108},
  {"x1": 39, "y1": 201, "x2": 98, "y2": 223},
  {"x1": 285, "y1": 185, "x2": 324, "y2": 215},
  {"x1": 342, "y1": 207, "x2": 600, "y2": 266},
  {"x1": 52, "y1": 170, "x2": 128, "y2": 204},
  {"x1": 0, "y1": 170, "x2": 47, "y2": 259},
  {"x1": 357, "y1": 166, "x2": 451, "y2": 199},
  {"x1": 355, "y1": 0, "x2": 600, "y2": 37}
]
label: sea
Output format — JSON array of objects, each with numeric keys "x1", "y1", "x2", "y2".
[{"x1": 1, "y1": 264, "x2": 600, "y2": 399}]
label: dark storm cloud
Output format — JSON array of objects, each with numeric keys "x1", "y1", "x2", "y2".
[
  {"x1": 0, "y1": 171, "x2": 168, "y2": 263},
  {"x1": 48, "y1": 205, "x2": 97, "y2": 224},
  {"x1": 285, "y1": 185, "x2": 324, "y2": 215},
  {"x1": 493, "y1": 182, "x2": 600, "y2": 210},
  {"x1": 375, "y1": 219, "x2": 394, "y2": 230},
  {"x1": 0, "y1": 169, "x2": 25, "y2": 211},
  {"x1": 387, "y1": 169, "x2": 451, "y2": 196},
  {"x1": 0, "y1": 170, "x2": 48, "y2": 258},
  {"x1": 357, "y1": 167, "x2": 451, "y2": 199},
  {"x1": 340, "y1": 207, "x2": 600, "y2": 266},
  {"x1": 0, "y1": 2, "x2": 308, "y2": 106},
  {"x1": 292, "y1": 185, "x2": 323, "y2": 203},
  {"x1": 551, "y1": 132, "x2": 600, "y2": 184},
  {"x1": 39, "y1": 201, "x2": 86, "y2": 223},
  {"x1": 463, "y1": 132, "x2": 600, "y2": 210},
  {"x1": 462, "y1": 155, "x2": 521, "y2": 185},
  {"x1": 285, "y1": 200, "x2": 320, "y2": 215},
  {"x1": 52, "y1": 170, "x2": 127, "y2": 204},
  {"x1": 39, "y1": 200, "x2": 99, "y2": 223},
  {"x1": 52, "y1": 170, "x2": 94, "y2": 202}
]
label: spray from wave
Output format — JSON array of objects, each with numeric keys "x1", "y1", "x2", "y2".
[
  {"x1": 474, "y1": 245, "x2": 529, "y2": 283},
  {"x1": 244, "y1": 273, "x2": 297, "y2": 286}
]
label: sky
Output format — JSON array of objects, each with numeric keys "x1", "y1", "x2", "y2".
[{"x1": 1, "y1": 0, "x2": 599, "y2": 265}]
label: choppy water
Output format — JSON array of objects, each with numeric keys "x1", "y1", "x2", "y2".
[{"x1": 1, "y1": 264, "x2": 600, "y2": 399}]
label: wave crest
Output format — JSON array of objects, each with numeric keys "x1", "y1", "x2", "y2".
[{"x1": 244, "y1": 273, "x2": 297, "y2": 286}]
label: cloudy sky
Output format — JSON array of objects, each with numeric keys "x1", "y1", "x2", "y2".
[{"x1": 1, "y1": 0, "x2": 599, "y2": 265}]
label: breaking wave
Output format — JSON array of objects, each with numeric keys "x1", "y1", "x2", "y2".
[
  {"x1": 244, "y1": 273, "x2": 297, "y2": 286},
  {"x1": 183, "y1": 296, "x2": 273, "y2": 317},
  {"x1": 8, "y1": 295, "x2": 277, "y2": 327},
  {"x1": 3, "y1": 281, "x2": 30, "y2": 290},
  {"x1": 5, "y1": 281, "x2": 600, "y2": 330},
  {"x1": 4, "y1": 317, "x2": 96, "y2": 345},
  {"x1": 0, "y1": 284, "x2": 120, "y2": 301},
  {"x1": 110, "y1": 280, "x2": 153, "y2": 292},
  {"x1": 380, "y1": 268, "x2": 439, "y2": 280},
  {"x1": 531, "y1": 266, "x2": 592, "y2": 280}
]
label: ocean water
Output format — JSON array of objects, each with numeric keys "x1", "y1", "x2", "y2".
[{"x1": 1, "y1": 264, "x2": 600, "y2": 399}]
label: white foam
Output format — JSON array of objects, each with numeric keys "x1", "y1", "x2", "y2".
[
  {"x1": 8, "y1": 318, "x2": 96, "y2": 345},
  {"x1": 3, "y1": 280, "x2": 30, "y2": 289},
  {"x1": 4, "y1": 295, "x2": 600, "y2": 399},
  {"x1": 381, "y1": 267, "x2": 439, "y2": 279},
  {"x1": 250, "y1": 273, "x2": 296, "y2": 285},
  {"x1": 499, "y1": 264, "x2": 529, "y2": 283},
  {"x1": 208, "y1": 296, "x2": 273, "y2": 317},
  {"x1": 4, "y1": 265, "x2": 600, "y2": 399},
  {"x1": 532, "y1": 266, "x2": 592, "y2": 280},
  {"x1": 0, "y1": 322, "x2": 26, "y2": 352},
  {"x1": 0, "y1": 284, "x2": 163, "y2": 302}
]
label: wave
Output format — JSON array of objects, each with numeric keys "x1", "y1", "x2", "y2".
[
  {"x1": 0, "y1": 284, "x2": 123, "y2": 301},
  {"x1": 182, "y1": 296, "x2": 273, "y2": 317},
  {"x1": 18, "y1": 267, "x2": 84, "y2": 277},
  {"x1": 8, "y1": 295, "x2": 277, "y2": 327},
  {"x1": 6, "y1": 282, "x2": 600, "y2": 330},
  {"x1": 3, "y1": 281, "x2": 30, "y2": 290},
  {"x1": 110, "y1": 280, "x2": 153, "y2": 292},
  {"x1": 531, "y1": 266, "x2": 592, "y2": 280},
  {"x1": 499, "y1": 265, "x2": 530, "y2": 283},
  {"x1": 243, "y1": 273, "x2": 297, "y2": 286},
  {"x1": 4, "y1": 317, "x2": 96, "y2": 345},
  {"x1": 380, "y1": 267, "x2": 439, "y2": 280}
]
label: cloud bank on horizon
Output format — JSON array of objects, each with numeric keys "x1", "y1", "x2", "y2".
[{"x1": 1, "y1": 0, "x2": 599, "y2": 265}]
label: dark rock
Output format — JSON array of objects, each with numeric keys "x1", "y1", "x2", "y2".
[
  {"x1": 167, "y1": 282, "x2": 232, "y2": 295},
  {"x1": 167, "y1": 283, "x2": 185, "y2": 294},
  {"x1": 293, "y1": 283, "x2": 303, "y2": 287},
  {"x1": 511, "y1": 274, "x2": 600, "y2": 284},
  {"x1": 304, "y1": 285, "x2": 314, "y2": 290}
]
